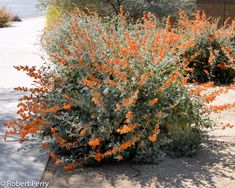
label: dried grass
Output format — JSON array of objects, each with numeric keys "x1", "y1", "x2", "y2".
[{"x1": 0, "y1": 7, "x2": 12, "y2": 28}]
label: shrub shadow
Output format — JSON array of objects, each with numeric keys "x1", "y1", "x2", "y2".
[
  {"x1": 0, "y1": 90, "x2": 48, "y2": 183},
  {"x1": 47, "y1": 132, "x2": 235, "y2": 187}
]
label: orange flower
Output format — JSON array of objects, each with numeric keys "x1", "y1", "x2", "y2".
[
  {"x1": 122, "y1": 90, "x2": 139, "y2": 108},
  {"x1": 96, "y1": 64, "x2": 110, "y2": 73},
  {"x1": 103, "y1": 147, "x2": 119, "y2": 157},
  {"x1": 92, "y1": 92, "x2": 103, "y2": 105},
  {"x1": 159, "y1": 71, "x2": 180, "y2": 92},
  {"x1": 115, "y1": 103, "x2": 121, "y2": 111},
  {"x1": 63, "y1": 94, "x2": 72, "y2": 100},
  {"x1": 82, "y1": 78, "x2": 97, "y2": 89},
  {"x1": 148, "y1": 98, "x2": 158, "y2": 106},
  {"x1": 223, "y1": 123, "x2": 234, "y2": 129},
  {"x1": 47, "y1": 152, "x2": 59, "y2": 162},
  {"x1": 113, "y1": 70, "x2": 127, "y2": 81},
  {"x1": 125, "y1": 111, "x2": 133, "y2": 120},
  {"x1": 120, "y1": 48, "x2": 129, "y2": 56},
  {"x1": 157, "y1": 111, "x2": 162, "y2": 118},
  {"x1": 133, "y1": 90, "x2": 139, "y2": 98},
  {"x1": 94, "y1": 153, "x2": 103, "y2": 162},
  {"x1": 62, "y1": 103, "x2": 73, "y2": 110},
  {"x1": 139, "y1": 71, "x2": 152, "y2": 86},
  {"x1": 80, "y1": 127, "x2": 88, "y2": 136},
  {"x1": 155, "y1": 123, "x2": 160, "y2": 133},
  {"x1": 208, "y1": 53, "x2": 214, "y2": 63},
  {"x1": 89, "y1": 138, "x2": 102, "y2": 147},
  {"x1": 51, "y1": 127, "x2": 57, "y2": 133},
  {"x1": 105, "y1": 79, "x2": 118, "y2": 86},
  {"x1": 55, "y1": 160, "x2": 62, "y2": 166},
  {"x1": 4, "y1": 120, "x2": 17, "y2": 127},
  {"x1": 52, "y1": 131, "x2": 68, "y2": 147},
  {"x1": 165, "y1": 16, "x2": 171, "y2": 32},
  {"x1": 117, "y1": 154, "x2": 123, "y2": 161},
  {"x1": 202, "y1": 84, "x2": 234, "y2": 103},
  {"x1": 120, "y1": 142, "x2": 130, "y2": 150},
  {"x1": 148, "y1": 134, "x2": 157, "y2": 142},
  {"x1": 64, "y1": 163, "x2": 77, "y2": 171},
  {"x1": 122, "y1": 98, "x2": 135, "y2": 107},
  {"x1": 129, "y1": 40, "x2": 139, "y2": 54},
  {"x1": 189, "y1": 82, "x2": 214, "y2": 95},
  {"x1": 41, "y1": 143, "x2": 49, "y2": 147},
  {"x1": 116, "y1": 123, "x2": 137, "y2": 134},
  {"x1": 19, "y1": 132, "x2": 27, "y2": 139},
  {"x1": 120, "y1": 135, "x2": 139, "y2": 150},
  {"x1": 120, "y1": 5, "x2": 126, "y2": 26},
  {"x1": 4, "y1": 130, "x2": 17, "y2": 141},
  {"x1": 88, "y1": 74, "x2": 100, "y2": 83},
  {"x1": 181, "y1": 40, "x2": 195, "y2": 50},
  {"x1": 216, "y1": 63, "x2": 225, "y2": 69},
  {"x1": 42, "y1": 105, "x2": 60, "y2": 113},
  {"x1": 210, "y1": 102, "x2": 235, "y2": 112},
  {"x1": 208, "y1": 35, "x2": 216, "y2": 42}
]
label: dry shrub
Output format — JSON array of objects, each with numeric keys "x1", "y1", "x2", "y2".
[{"x1": 0, "y1": 7, "x2": 12, "y2": 28}]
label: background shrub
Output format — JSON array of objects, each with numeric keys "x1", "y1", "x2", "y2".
[
  {"x1": 0, "y1": 7, "x2": 12, "y2": 28},
  {"x1": 38, "y1": 0, "x2": 196, "y2": 19},
  {"x1": 46, "y1": 3, "x2": 62, "y2": 29},
  {"x1": 165, "y1": 127, "x2": 203, "y2": 157},
  {"x1": 178, "y1": 11, "x2": 235, "y2": 84}
]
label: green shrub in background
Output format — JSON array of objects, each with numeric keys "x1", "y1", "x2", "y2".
[
  {"x1": 41, "y1": 0, "x2": 114, "y2": 29},
  {"x1": 38, "y1": 0, "x2": 197, "y2": 19}
]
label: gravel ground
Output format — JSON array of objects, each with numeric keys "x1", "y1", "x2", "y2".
[{"x1": 41, "y1": 88, "x2": 235, "y2": 188}]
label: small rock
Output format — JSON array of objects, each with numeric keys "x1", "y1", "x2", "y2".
[{"x1": 12, "y1": 15, "x2": 22, "y2": 22}]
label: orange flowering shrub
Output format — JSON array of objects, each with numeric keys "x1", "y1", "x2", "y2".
[
  {"x1": 5, "y1": 9, "x2": 234, "y2": 167},
  {"x1": 178, "y1": 11, "x2": 235, "y2": 84}
]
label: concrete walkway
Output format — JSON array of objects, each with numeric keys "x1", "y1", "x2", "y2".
[
  {"x1": 0, "y1": 17, "x2": 45, "y2": 88},
  {"x1": 0, "y1": 17, "x2": 49, "y2": 188}
]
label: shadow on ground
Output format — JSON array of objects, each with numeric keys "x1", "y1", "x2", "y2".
[
  {"x1": 42, "y1": 130, "x2": 235, "y2": 188},
  {"x1": 0, "y1": 89, "x2": 48, "y2": 185}
]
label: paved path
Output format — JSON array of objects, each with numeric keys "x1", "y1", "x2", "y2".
[
  {"x1": 0, "y1": 17, "x2": 44, "y2": 88},
  {"x1": 0, "y1": 17, "x2": 49, "y2": 188}
]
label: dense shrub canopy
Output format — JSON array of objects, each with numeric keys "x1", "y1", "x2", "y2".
[{"x1": 5, "y1": 9, "x2": 235, "y2": 170}]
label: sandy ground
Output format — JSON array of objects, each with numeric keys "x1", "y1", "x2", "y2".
[{"x1": 41, "y1": 88, "x2": 235, "y2": 188}]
